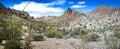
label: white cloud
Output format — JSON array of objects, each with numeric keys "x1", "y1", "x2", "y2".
[
  {"x1": 69, "y1": 1, "x2": 74, "y2": 4},
  {"x1": 78, "y1": 1, "x2": 86, "y2": 4},
  {"x1": 70, "y1": 5, "x2": 87, "y2": 8},
  {"x1": 10, "y1": 1, "x2": 64, "y2": 18},
  {"x1": 70, "y1": 1, "x2": 87, "y2": 9}
]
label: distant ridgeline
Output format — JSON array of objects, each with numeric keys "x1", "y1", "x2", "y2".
[{"x1": 35, "y1": 5, "x2": 120, "y2": 30}]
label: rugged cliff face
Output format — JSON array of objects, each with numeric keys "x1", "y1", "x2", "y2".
[
  {"x1": 10, "y1": 9, "x2": 34, "y2": 20},
  {"x1": 0, "y1": 3, "x2": 34, "y2": 20}
]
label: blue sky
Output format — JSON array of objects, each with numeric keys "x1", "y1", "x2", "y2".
[{"x1": 0, "y1": 0, "x2": 120, "y2": 18}]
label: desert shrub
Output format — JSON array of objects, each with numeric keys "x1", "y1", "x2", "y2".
[
  {"x1": 23, "y1": 40, "x2": 32, "y2": 49},
  {"x1": 82, "y1": 33, "x2": 100, "y2": 42},
  {"x1": 33, "y1": 35, "x2": 44, "y2": 41},
  {"x1": 0, "y1": 15, "x2": 22, "y2": 40},
  {"x1": 0, "y1": 29, "x2": 4, "y2": 44},
  {"x1": 0, "y1": 39, "x2": 2, "y2": 44},
  {"x1": 44, "y1": 29, "x2": 63, "y2": 38},
  {"x1": 4, "y1": 39, "x2": 22, "y2": 49},
  {"x1": 55, "y1": 31, "x2": 63, "y2": 38},
  {"x1": 69, "y1": 27, "x2": 88, "y2": 38},
  {"x1": 113, "y1": 30, "x2": 120, "y2": 39}
]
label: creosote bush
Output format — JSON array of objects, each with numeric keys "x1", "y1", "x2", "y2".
[
  {"x1": 113, "y1": 30, "x2": 120, "y2": 39},
  {"x1": 0, "y1": 39, "x2": 2, "y2": 44},
  {"x1": 4, "y1": 39, "x2": 22, "y2": 49},
  {"x1": 69, "y1": 27, "x2": 88, "y2": 38},
  {"x1": 0, "y1": 14, "x2": 22, "y2": 43},
  {"x1": 82, "y1": 33, "x2": 100, "y2": 42},
  {"x1": 33, "y1": 34, "x2": 44, "y2": 41},
  {"x1": 44, "y1": 29, "x2": 63, "y2": 38}
]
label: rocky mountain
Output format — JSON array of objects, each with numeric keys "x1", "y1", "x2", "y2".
[
  {"x1": 87, "y1": 5, "x2": 120, "y2": 30},
  {"x1": 1, "y1": 2, "x2": 120, "y2": 49},
  {"x1": 0, "y1": 3, "x2": 34, "y2": 20},
  {"x1": 0, "y1": 3, "x2": 48, "y2": 34},
  {"x1": 2, "y1": 1, "x2": 120, "y2": 39},
  {"x1": 92, "y1": 5, "x2": 120, "y2": 16},
  {"x1": 35, "y1": 5, "x2": 120, "y2": 35},
  {"x1": 10, "y1": 9, "x2": 34, "y2": 20},
  {"x1": 0, "y1": 3, "x2": 50, "y2": 41},
  {"x1": 35, "y1": 8, "x2": 85, "y2": 26}
]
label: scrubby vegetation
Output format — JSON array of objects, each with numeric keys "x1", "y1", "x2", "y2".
[
  {"x1": 33, "y1": 34, "x2": 44, "y2": 41},
  {"x1": 113, "y1": 30, "x2": 120, "y2": 39},
  {"x1": 69, "y1": 27, "x2": 88, "y2": 38},
  {"x1": 0, "y1": 14, "x2": 22, "y2": 43},
  {"x1": 82, "y1": 33, "x2": 100, "y2": 42},
  {"x1": 0, "y1": 39, "x2": 2, "y2": 44},
  {"x1": 4, "y1": 39, "x2": 22, "y2": 49},
  {"x1": 44, "y1": 29, "x2": 63, "y2": 38}
]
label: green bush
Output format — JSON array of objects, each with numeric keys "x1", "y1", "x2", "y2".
[
  {"x1": 44, "y1": 29, "x2": 63, "y2": 38},
  {"x1": 23, "y1": 41, "x2": 32, "y2": 49},
  {"x1": 33, "y1": 35, "x2": 44, "y2": 41},
  {"x1": 55, "y1": 31, "x2": 63, "y2": 38},
  {"x1": 0, "y1": 39, "x2": 2, "y2": 44},
  {"x1": 0, "y1": 15, "x2": 22, "y2": 40},
  {"x1": 113, "y1": 30, "x2": 120, "y2": 39},
  {"x1": 0, "y1": 29, "x2": 4, "y2": 44},
  {"x1": 82, "y1": 33, "x2": 100, "y2": 42},
  {"x1": 69, "y1": 27, "x2": 88, "y2": 37},
  {"x1": 4, "y1": 39, "x2": 22, "y2": 49}
]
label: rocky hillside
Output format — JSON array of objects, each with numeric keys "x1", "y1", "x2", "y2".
[
  {"x1": 85, "y1": 5, "x2": 120, "y2": 30},
  {"x1": 35, "y1": 5, "x2": 120, "y2": 36},
  {"x1": 35, "y1": 8, "x2": 85, "y2": 26},
  {"x1": 0, "y1": 3, "x2": 48, "y2": 35},
  {"x1": 1, "y1": 2, "x2": 120, "y2": 49},
  {"x1": 0, "y1": 3, "x2": 34, "y2": 20},
  {"x1": 37, "y1": 5, "x2": 119, "y2": 29},
  {"x1": 91, "y1": 5, "x2": 120, "y2": 16}
]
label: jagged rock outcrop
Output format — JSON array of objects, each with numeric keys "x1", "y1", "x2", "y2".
[
  {"x1": 10, "y1": 9, "x2": 34, "y2": 20},
  {"x1": 0, "y1": 3, "x2": 34, "y2": 20},
  {"x1": 0, "y1": 3, "x2": 5, "y2": 9},
  {"x1": 63, "y1": 8, "x2": 72, "y2": 15}
]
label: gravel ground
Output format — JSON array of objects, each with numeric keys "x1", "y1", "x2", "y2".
[
  {"x1": 0, "y1": 45, "x2": 4, "y2": 49},
  {"x1": 32, "y1": 38, "x2": 112, "y2": 49}
]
